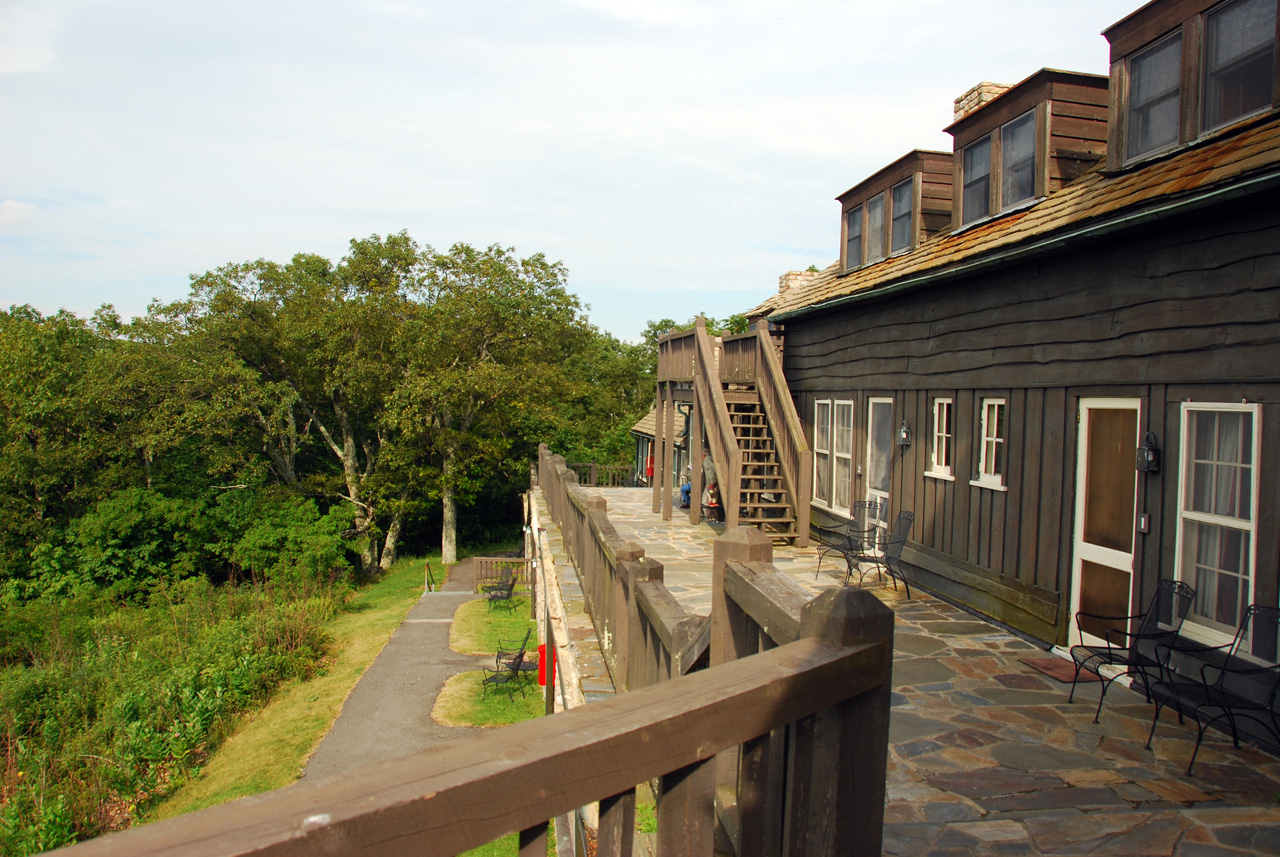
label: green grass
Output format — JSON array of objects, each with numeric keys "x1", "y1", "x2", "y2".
[
  {"x1": 432, "y1": 669, "x2": 544, "y2": 727},
  {"x1": 450, "y1": 596, "x2": 536, "y2": 654},
  {"x1": 150, "y1": 554, "x2": 430, "y2": 820}
]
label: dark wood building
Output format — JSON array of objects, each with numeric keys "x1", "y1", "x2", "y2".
[{"x1": 753, "y1": 0, "x2": 1280, "y2": 648}]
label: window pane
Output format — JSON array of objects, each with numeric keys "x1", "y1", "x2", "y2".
[
  {"x1": 1001, "y1": 111, "x2": 1036, "y2": 208},
  {"x1": 891, "y1": 179, "x2": 913, "y2": 252},
  {"x1": 835, "y1": 403, "x2": 853, "y2": 455},
  {"x1": 815, "y1": 402, "x2": 830, "y2": 451},
  {"x1": 869, "y1": 402, "x2": 892, "y2": 493},
  {"x1": 834, "y1": 458, "x2": 852, "y2": 508},
  {"x1": 963, "y1": 137, "x2": 991, "y2": 224},
  {"x1": 815, "y1": 451, "x2": 830, "y2": 503},
  {"x1": 866, "y1": 195, "x2": 886, "y2": 262},
  {"x1": 845, "y1": 207, "x2": 862, "y2": 269},
  {"x1": 1185, "y1": 409, "x2": 1254, "y2": 520},
  {"x1": 1203, "y1": 0, "x2": 1277, "y2": 130},
  {"x1": 1186, "y1": 521, "x2": 1252, "y2": 632},
  {"x1": 1127, "y1": 34, "x2": 1182, "y2": 158}
]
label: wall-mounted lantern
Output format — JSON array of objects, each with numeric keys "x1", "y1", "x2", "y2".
[
  {"x1": 897, "y1": 420, "x2": 912, "y2": 448},
  {"x1": 1136, "y1": 431, "x2": 1161, "y2": 473}
]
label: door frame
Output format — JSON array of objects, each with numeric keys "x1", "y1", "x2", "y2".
[
  {"x1": 865, "y1": 397, "x2": 894, "y2": 538},
  {"x1": 1069, "y1": 397, "x2": 1142, "y2": 649}
]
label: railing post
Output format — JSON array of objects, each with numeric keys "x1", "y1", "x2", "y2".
[{"x1": 784, "y1": 589, "x2": 894, "y2": 857}]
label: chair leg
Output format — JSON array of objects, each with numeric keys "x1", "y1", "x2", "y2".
[{"x1": 1067, "y1": 662, "x2": 1083, "y2": 704}]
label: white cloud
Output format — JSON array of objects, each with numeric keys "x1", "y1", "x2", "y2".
[
  {"x1": 0, "y1": 4, "x2": 59, "y2": 73},
  {"x1": 0, "y1": 201, "x2": 35, "y2": 227}
]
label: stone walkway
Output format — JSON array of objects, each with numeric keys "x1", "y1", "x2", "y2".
[{"x1": 570, "y1": 488, "x2": 1280, "y2": 856}]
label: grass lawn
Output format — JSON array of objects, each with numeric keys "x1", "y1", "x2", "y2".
[{"x1": 149, "y1": 553, "x2": 431, "y2": 819}]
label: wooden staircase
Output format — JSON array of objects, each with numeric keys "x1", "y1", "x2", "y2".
[{"x1": 727, "y1": 398, "x2": 798, "y2": 543}]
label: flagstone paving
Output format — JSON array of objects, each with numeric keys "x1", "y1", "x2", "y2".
[{"x1": 551, "y1": 487, "x2": 1280, "y2": 856}]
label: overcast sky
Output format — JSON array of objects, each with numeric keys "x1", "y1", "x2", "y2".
[{"x1": 1, "y1": 0, "x2": 1140, "y2": 341}]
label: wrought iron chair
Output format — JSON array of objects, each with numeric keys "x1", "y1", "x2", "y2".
[
  {"x1": 484, "y1": 576, "x2": 518, "y2": 612},
  {"x1": 481, "y1": 649, "x2": 528, "y2": 700},
  {"x1": 814, "y1": 500, "x2": 883, "y2": 580},
  {"x1": 819, "y1": 508, "x2": 914, "y2": 599},
  {"x1": 1145, "y1": 604, "x2": 1280, "y2": 775},
  {"x1": 1067, "y1": 579, "x2": 1196, "y2": 723},
  {"x1": 496, "y1": 629, "x2": 537, "y2": 685}
]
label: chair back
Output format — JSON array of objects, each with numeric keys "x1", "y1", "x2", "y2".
[
  {"x1": 1221, "y1": 605, "x2": 1280, "y2": 706},
  {"x1": 882, "y1": 511, "x2": 914, "y2": 562},
  {"x1": 1132, "y1": 579, "x2": 1195, "y2": 660}
]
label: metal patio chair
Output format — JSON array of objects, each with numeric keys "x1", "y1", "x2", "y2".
[
  {"x1": 1067, "y1": 578, "x2": 1196, "y2": 723},
  {"x1": 1145, "y1": 604, "x2": 1280, "y2": 775},
  {"x1": 815, "y1": 500, "x2": 883, "y2": 580}
]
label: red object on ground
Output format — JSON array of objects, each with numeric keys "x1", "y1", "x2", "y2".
[
  {"x1": 538, "y1": 643, "x2": 555, "y2": 687},
  {"x1": 645, "y1": 454, "x2": 654, "y2": 478}
]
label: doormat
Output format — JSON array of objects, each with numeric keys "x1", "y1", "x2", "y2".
[{"x1": 1019, "y1": 657, "x2": 1097, "y2": 683}]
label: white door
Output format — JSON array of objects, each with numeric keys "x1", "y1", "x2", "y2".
[
  {"x1": 1069, "y1": 398, "x2": 1141, "y2": 648},
  {"x1": 865, "y1": 398, "x2": 894, "y2": 538}
]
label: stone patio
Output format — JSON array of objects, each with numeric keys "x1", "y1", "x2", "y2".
[{"x1": 559, "y1": 487, "x2": 1280, "y2": 856}]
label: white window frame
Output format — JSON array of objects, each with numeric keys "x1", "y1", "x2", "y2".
[
  {"x1": 833, "y1": 400, "x2": 854, "y2": 511},
  {"x1": 813, "y1": 399, "x2": 832, "y2": 507},
  {"x1": 971, "y1": 397, "x2": 1007, "y2": 490},
  {"x1": 926, "y1": 397, "x2": 955, "y2": 481},
  {"x1": 1175, "y1": 401, "x2": 1261, "y2": 644}
]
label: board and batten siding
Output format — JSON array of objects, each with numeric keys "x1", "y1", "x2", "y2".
[{"x1": 786, "y1": 189, "x2": 1280, "y2": 643}]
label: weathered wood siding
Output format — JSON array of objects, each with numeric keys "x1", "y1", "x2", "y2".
[{"x1": 788, "y1": 190, "x2": 1280, "y2": 642}]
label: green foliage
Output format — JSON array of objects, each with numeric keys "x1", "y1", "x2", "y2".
[{"x1": 0, "y1": 581, "x2": 345, "y2": 854}]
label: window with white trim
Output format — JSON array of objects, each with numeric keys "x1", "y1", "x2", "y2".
[
  {"x1": 974, "y1": 398, "x2": 1006, "y2": 488},
  {"x1": 1177, "y1": 403, "x2": 1259, "y2": 637},
  {"x1": 929, "y1": 398, "x2": 954, "y2": 478},
  {"x1": 814, "y1": 400, "x2": 831, "y2": 506},
  {"x1": 834, "y1": 401, "x2": 854, "y2": 510}
]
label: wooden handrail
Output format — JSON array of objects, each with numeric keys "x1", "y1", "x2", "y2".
[
  {"x1": 55, "y1": 634, "x2": 887, "y2": 857},
  {"x1": 692, "y1": 319, "x2": 742, "y2": 529},
  {"x1": 749, "y1": 320, "x2": 811, "y2": 546}
]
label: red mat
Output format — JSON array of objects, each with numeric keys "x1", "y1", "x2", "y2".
[{"x1": 1019, "y1": 656, "x2": 1098, "y2": 683}]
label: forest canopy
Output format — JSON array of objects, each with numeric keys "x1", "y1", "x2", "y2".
[{"x1": 0, "y1": 232, "x2": 657, "y2": 594}]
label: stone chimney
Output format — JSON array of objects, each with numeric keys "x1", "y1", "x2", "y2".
[
  {"x1": 778, "y1": 269, "x2": 822, "y2": 294},
  {"x1": 953, "y1": 82, "x2": 1011, "y2": 122}
]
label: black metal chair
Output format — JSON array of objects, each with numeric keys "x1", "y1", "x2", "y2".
[
  {"x1": 1145, "y1": 604, "x2": 1280, "y2": 775},
  {"x1": 1068, "y1": 579, "x2": 1196, "y2": 723},
  {"x1": 481, "y1": 649, "x2": 528, "y2": 700},
  {"x1": 814, "y1": 500, "x2": 883, "y2": 580},
  {"x1": 820, "y1": 508, "x2": 913, "y2": 599},
  {"x1": 496, "y1": 629, "x2": 537, "y2": 685},
  {"x1": 484, "y1": 576, "x2": 517, "y2": 612}
]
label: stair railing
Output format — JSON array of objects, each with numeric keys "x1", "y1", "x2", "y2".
[
  {"x1": 718, "y1": 322, "x2": 811, "y2": 546},
  {"x1": 692, "y1": 318, "x2": 741, "y2": 528}
]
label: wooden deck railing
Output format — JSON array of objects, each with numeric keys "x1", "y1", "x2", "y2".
[
  {"x1": 539, "y1": 445, "x2": 709, "y2": 688},
  {"x1": 691, "y1": 319, "x2": 742, "y2": 528},
  {"x1": 471, "y1": 556, "x2": 532, "y2": 593},
  {"x1": 566, "y1": 462, "x2": 633, "y2": 487},
  {"x1": 56, "y1": 575, "x2": 889, "y2": 857}
]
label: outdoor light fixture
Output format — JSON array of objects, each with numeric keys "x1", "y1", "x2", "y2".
[
  {"x1": 1136, "y1": 432, "x2": 1161, "y2": 473},
  {"x1": 897, "y1": 419, "x2": 912, "y2": 447}
]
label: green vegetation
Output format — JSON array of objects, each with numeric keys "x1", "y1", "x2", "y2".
[
  {"x1": 450, "y1": 597, "x2": 536, "y2": 654},
  {"x1": 0, "y1": 229, "x2": 691, "y2": 852},
  {"x1": 0, "y1": 578, "x2": 343, "y2": 854},
  {"x1": 151, "y1": 553, "x2": 429, "y2": 819}
]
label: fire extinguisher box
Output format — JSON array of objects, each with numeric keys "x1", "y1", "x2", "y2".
[{"x1": 538, "y1": 643, "x2": 555, "y2": 687}]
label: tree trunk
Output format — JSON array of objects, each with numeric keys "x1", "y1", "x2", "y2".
[
  {"x1": 442, "y1": 445, "x2": 458, "y2": 566},
  {"x1": 379, "y1": 490, "x2": 409, "y2": 571}
]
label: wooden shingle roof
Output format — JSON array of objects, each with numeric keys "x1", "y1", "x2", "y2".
[
  {"x1": 630, "y1": 406, "x2": 689, "y2": 439},
  {"x1": 758, "y1": 114, "x2": 1280, "y2": 320}
]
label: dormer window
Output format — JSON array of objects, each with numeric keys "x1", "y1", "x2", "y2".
[
  {"x1": 844, "y1": 208, "x2": 862, "y2": 270},
  {"x1": 1203, "y1": 0, "x2": 1277, "y2": 131},
  {"x1": 866, "y1": 194, "x2": 886, "y2": 263},
  {"x1": 1126, "y1": 33, "x2": 1182, "y2": 159},
  {"x1": 1001, "y1": 111, "x2": 1036, "y2": 207},
  {"x1": 962, "y1": 138, "x2": 992, "y2": 224},
  {"x1": 838, "y1": 150, "x2": 954, "y2": 272},
  {"x1": 1108, "y1": 0, "x2": 1279, "y2": 170},
  {"x1": 890, "y1": 179, "x2": 914, "y2": 252}
]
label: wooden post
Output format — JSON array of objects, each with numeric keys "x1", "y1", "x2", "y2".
[
  {"x1": 598, "y1": 789, "x2": 636, "y2": 857},
  {"x1": 711, "y1": 527, "x2": 775, "y2": 855},
  {"x1": 783, "y1": 588, "x2": 894, "y2": 857},
  {"x1": 662, "y1": 384, "x2": 675, "y2": 521},
  {"x1": 690, "y1": 383, "x2": 704, "y2": 525},
  {"x1": 652, "y1": 385, "x2": 664, "y2": 514},
  {"x1": 658, "y1": 759, "x2": 716, "y2": 856}
]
